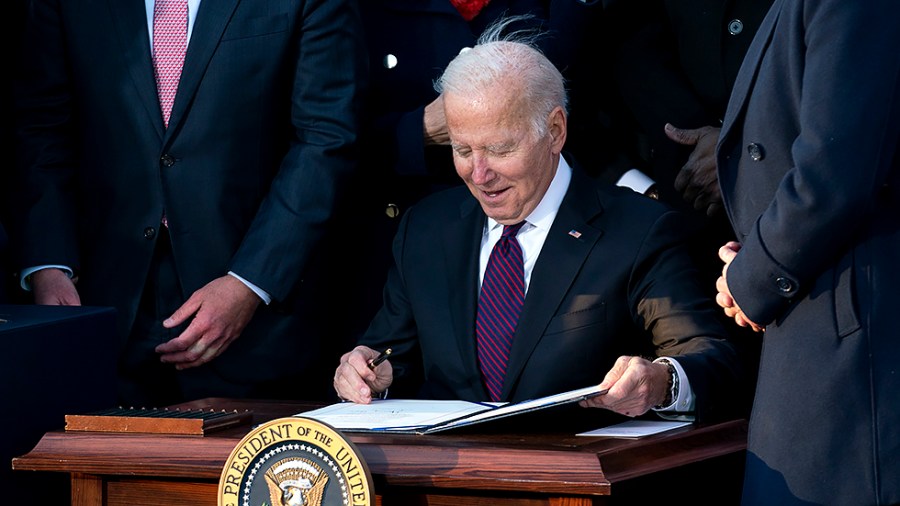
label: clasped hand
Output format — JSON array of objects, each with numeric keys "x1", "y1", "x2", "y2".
[{"x1": 716, "y1": 241, "x2": 764, "y2": 332}]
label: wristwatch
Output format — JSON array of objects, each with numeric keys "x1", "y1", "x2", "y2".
[{"x1": 653, "y1": 358, "x2": 679, "y2": 409}]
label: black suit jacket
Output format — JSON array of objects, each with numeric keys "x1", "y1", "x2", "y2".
[
  {"x1": 610, "y1": 0, "x2": 774, "y2": 202},
  {"x1": 12, "y1": 0, "x2": 368, "y2": 399},
  {"x1": 361, "y1": 160, "x2": 745, "y2": 423}
]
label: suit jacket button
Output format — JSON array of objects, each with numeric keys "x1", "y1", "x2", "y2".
[
  {"x1": 747, "y1": 143, "x2": 765, "y2": 161},
  {"x1": 385, "y1": 203, "x2": 400, "y2": 218},
  {"x1": 775, "y1": 276, "x2": 793, "y2": 293},
  {"x1": 144, "y1": 227, "x2": 156, "y2": 239},
  {"x1": 160, "y1": 154, "x2": 176, "y2": 168},
  {"x1": 728, "y1": 19, "x2": 744, "y2": 35}
]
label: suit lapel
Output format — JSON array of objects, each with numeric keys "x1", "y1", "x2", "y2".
[
  {"x1": 720, "y1": 0, "x2": 782, "y2": 143},
  {"x1": 108, "y1": 0, "x2": 165, "y2": 138},
  {"x1": 166, "y1": 0, "x2": 242, "y2": 133},
  {"x1": 717, "y1": 0, "x2": 781, "y2": 224},
  {"x1": 501, "y1": 167, "x2": 604, "y2": 399},
  {"x1": 447, "y1": 197, "x2": 489, "y2": 394}
]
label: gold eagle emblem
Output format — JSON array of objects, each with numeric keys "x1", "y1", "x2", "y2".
[{"x1": 263, "y1": 457, "x2": 328, "y2": 506}]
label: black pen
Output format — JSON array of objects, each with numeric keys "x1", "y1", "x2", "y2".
[{"x1": 367, "y1": 348, "x2": 392, "y2": 370}]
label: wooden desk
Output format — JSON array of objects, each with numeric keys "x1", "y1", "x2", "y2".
[{"x1": 12, "y1": 398, "x2": 748, "y2": 505}]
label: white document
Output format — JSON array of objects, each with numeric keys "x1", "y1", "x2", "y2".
[
  {"x1": 296, "y1": 384, "x2": 607, "y2": 434},
  {"x1": 296, "y1": 399, "x2": 493, "y2": 432},
  {"x1": 576, "y1": 419, "x2": 692, "y2": 438}
]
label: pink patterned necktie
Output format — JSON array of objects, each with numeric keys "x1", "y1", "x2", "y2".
[
  {"x1": 476, "y1": 221, "x2": 526, "y2": 401},
  {"x1": 152, "y1": 0, "x2": 188, "y2": 128}
]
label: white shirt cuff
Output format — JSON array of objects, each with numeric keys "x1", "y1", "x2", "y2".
[
  {"x1": 616, "y1": 168, "x2": 656, "y2": 194},
  {"x1": 20, "y1": 265, "x2": 75, "y2": 291},
  {"x1": 227, "y1": 271, "x2": 271, "y2": 305}
]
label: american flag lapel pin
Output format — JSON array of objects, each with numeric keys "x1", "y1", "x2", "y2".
[{"x1": 568, "y1": 229, "x2": 582, "y2": 239}]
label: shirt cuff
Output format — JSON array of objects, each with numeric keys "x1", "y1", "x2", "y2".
[
  {"x1": 616, "y1": 168, "x2": 657, "y2": 194},
  {"x1": 227, "y1": 271, "x2": 271, "y2": 305},
  {"x1": 20, "y1": 265, "x2": 75, "y2": 291},
  {"x1": 652, "y1": 357, "x2": 695, "y2": 421}
]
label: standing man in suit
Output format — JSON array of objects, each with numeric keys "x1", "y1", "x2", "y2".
[
  {"x1": 333, "y1": 19, "x2": 746, "y2": 429},
  {"x1": 714, "y1": 0, "x2": 900, "y2": 503},
  {"x1": 12, "y1": 0, "x2": 368, "y2": 406}
]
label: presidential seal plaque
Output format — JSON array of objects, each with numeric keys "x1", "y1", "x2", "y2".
[{"x1": 218, "y1": 416, "x2": 374, "y2": 506}]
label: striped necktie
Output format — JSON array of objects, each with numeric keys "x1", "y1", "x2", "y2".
[{"x1": 476, "y1": 221, "x2": 526, "y2": 401}]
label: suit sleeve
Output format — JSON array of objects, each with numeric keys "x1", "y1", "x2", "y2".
[
  {"x1": 356, "y1": 207, "x2": 424, "y2": 398},
  {"x1": 228, "y1": 0, "x2": 368, "y2": 301},
  {"x1": 12, "y1": 0, "x2": 81, "y2": 272},
  {"x1": 631, "y1": 207, "x2": 745, "y2": 422},
  {"x1": 728, "y1": 0, "x2": 900, "y2": 324}
]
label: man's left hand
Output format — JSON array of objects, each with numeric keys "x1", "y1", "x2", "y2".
[
  {"x1": 156, "y1": 275, "x2": 262, "y2": 369},
  {"x1": 716, "y1": 241, "x2": 765, "y2": 332},
  {"x1": 579, "y1": 355, "x2": 671, "y2": 417}
]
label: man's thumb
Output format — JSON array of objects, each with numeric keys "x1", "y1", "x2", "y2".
[{"x1": 664, "y1": 123, "x2": 700, "y2": 146}]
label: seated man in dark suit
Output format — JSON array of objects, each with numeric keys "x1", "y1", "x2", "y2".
[{"x1": 333, "y1": 17, "x2": 748, "y2": 426}]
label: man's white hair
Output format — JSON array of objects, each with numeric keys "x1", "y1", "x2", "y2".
[{"x1": 434, "y1": 15, "x2": 568, "y2": 138}]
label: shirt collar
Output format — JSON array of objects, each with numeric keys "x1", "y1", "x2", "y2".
[{"x1": 485, "y1": 155, "x2": 572, "y2": 233}]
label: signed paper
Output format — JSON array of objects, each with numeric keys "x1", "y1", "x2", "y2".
[
  {"x1": 296, "y1": 384, "x2": 607, "y2": 434},
  {"x1": 296, "y1": 400, "x2": 492, "y2": 432}
]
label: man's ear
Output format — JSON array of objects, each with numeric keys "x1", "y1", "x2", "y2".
[{"x1": 548, "y1": 106, "x2": 567, "y2": 152}]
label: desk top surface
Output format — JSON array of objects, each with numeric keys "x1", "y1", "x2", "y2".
[{"x1": 12, "y1": 397, "x2": 748, "y2": 497}]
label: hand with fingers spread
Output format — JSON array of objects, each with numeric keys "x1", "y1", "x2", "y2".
[
  {"x1": 667, "y1": 123, "x2": 723, "y2": 216},
  {"x1": 716, "y1": 241, "x2": 764, "y2": 333},
  {"x1": 155, "y1": 275, "x2": 261, "y2": 369},
  {"x1": 578, "y1": 356, "x2": 671, "y2": 417},
  {"x1": 333, "y1": 345, "x2": 393, "y2": 404}
]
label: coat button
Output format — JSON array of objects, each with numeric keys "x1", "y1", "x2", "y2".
[
  {"x1": 728, "y1": 19, "x2": 744, "y2": 35},
  {"x1": 775, "y1": 277, "x2": 793, "y2": 293},
  {"x1": 747, "y1": 143, "x2": 765, "y2": 161},
  {"x1": 144, "y1": 227, "x2": 157, "y2": 239},
  {"x1": 160, "y1": 154, "x2": 176, "y2": 168},
  {"x1": 385, "y1": 203, "x2": 400, "y2": 218}
]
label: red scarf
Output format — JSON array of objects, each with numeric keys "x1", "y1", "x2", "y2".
[{"x1": 450, "y1": 0, "x2": 491, "y2": 21}]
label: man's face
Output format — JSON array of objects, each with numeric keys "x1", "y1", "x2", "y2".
[{"x1": 444, "y1": 86, "x2": 565, "y2": 225}]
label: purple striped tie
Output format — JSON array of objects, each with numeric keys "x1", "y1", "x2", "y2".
[{"x1": 476, "y1": 221, "x2": 525, "y2": 401}]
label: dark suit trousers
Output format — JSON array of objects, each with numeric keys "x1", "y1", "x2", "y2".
[{"x1": 117, "y1": 226, "x2": 186, "y2": 407}]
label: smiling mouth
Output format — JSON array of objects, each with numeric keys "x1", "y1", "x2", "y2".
[{"x1": 483, "y1": 187, "x2": 509, "y2": 198}]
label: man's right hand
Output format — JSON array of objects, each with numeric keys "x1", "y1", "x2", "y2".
[
  {"x1": 334, "y1": 345, "x2": 393, "y2": 404},
  {"x1": 667, "y1": 123, "x2": 723, "y2": 216},
  {"x1": 32, "y1": 268, "x2": 81, "y2": 306},
  {"x1": 423, "y1": 95, "x2": 450, "y2": 146}
]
